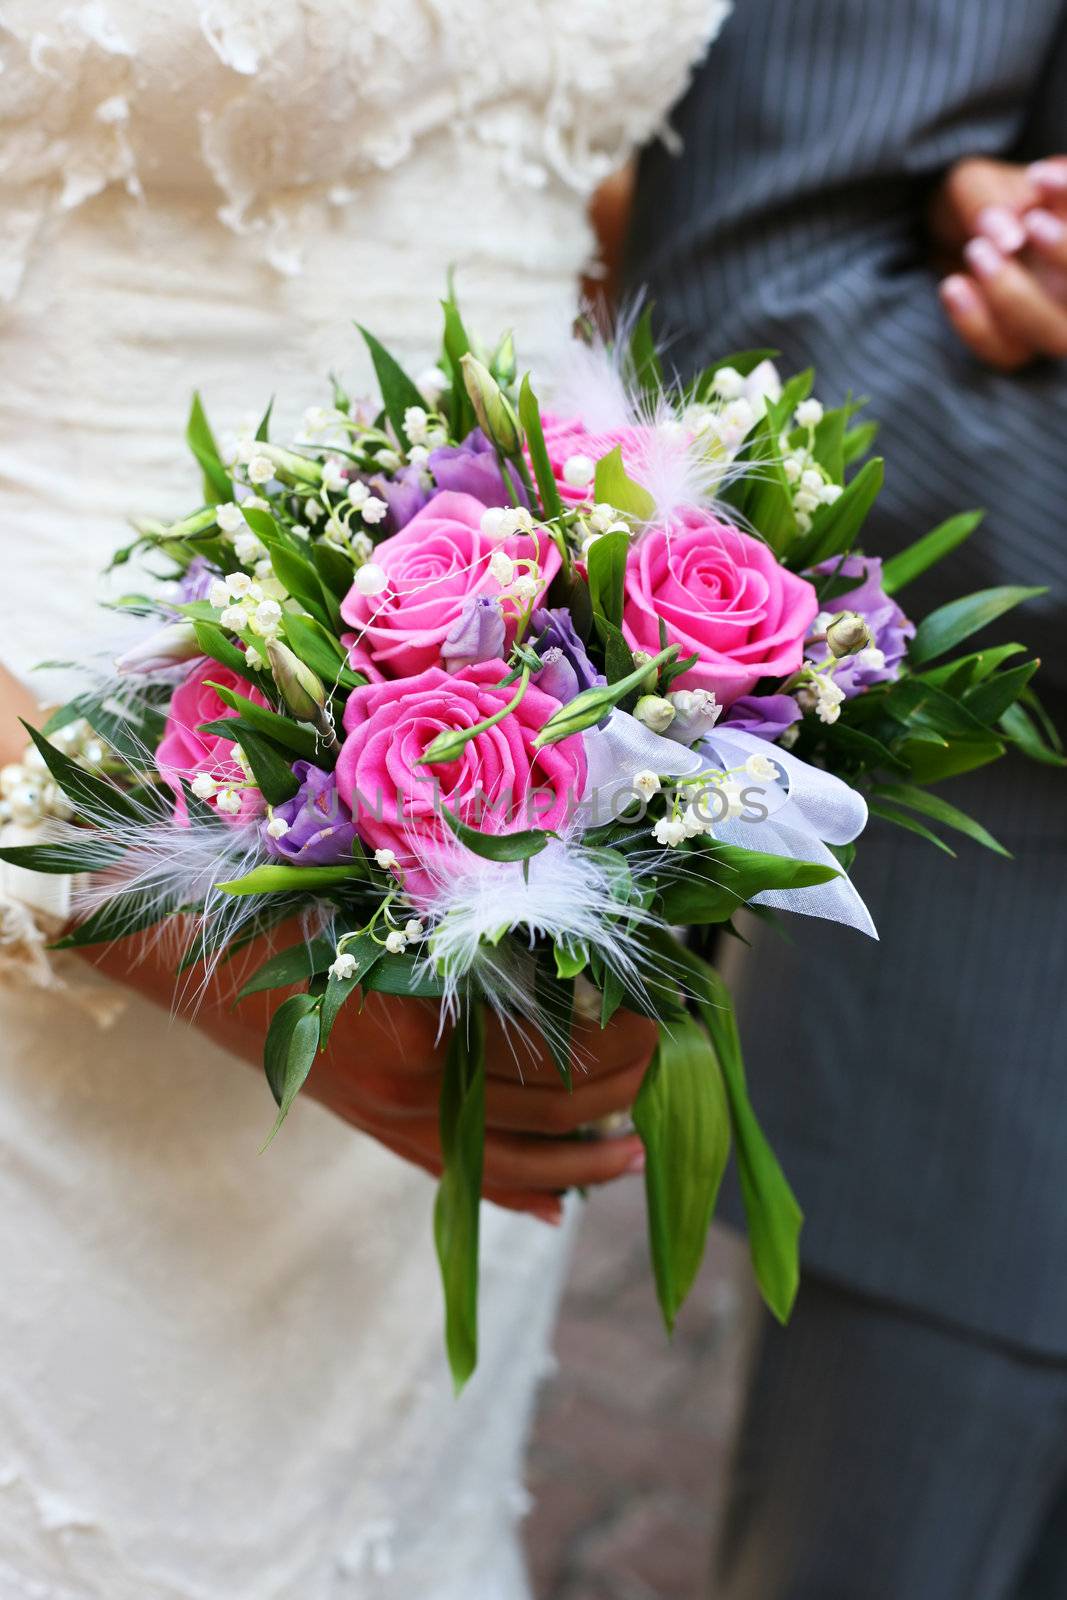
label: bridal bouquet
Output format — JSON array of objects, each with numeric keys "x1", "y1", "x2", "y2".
[{"x1": 3, "y1": 302, "x2": 1056, "y2": 1388}]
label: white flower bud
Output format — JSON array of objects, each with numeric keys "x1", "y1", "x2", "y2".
[
  {"x1": 652, "y1": 814, "x2": 687, "y2": 848},
  {"x1": 794, "y1": 489, "x2": 820, "y2": 514},
  {"x1": 632, "y1": 769, "x2": 661, "y2": 800},
  {"x1": 265, "y1": 814, "x2": 290, "y2": 839},
  {"x1": 250, "y1": 599, "x2": 283, "y2": 636},
  {"x1": 385, "y1": 929, "x2": 407, "y2": 954},
  {"x1": 329, "y1": 952, "x2": 358, "y2": 981},
  {"x1": 234, "y1": 532, "x2": 267, "y2": 564},
  {"x1": 794, "y1": 399, "x2": 824, "y2": 429},
  {"x1": 374, "y1": 848, "x2": 398, "y2": 869},
  {"x1": 361, "y1": 496, "x2": 388, "y2": 525},
  {"x1": 404, "y1": 919, "x2": 424, "y2": 941},
  {"x1": 488, "y1": 551, "x2": 516, "y2": 587},
  {"x1": 209, "y1": 578, "x2": 231, "y2": 609},
  {"x1": 216, "y1": 502, "x2": 244, "y2": 534},
  {"x1": 745, "y1": 750, "x2": 779, "y2": 781},
  {"x1": 712, "y1": 366, "x2": 744, "y2": 400},
  {"x1": 416, "y1": 366, "x2": 448, "y2": 404},
  {"x1": 247, "y1": 455, "x2": 274, "y2": 485},
  {"x1": 190, "y1": 773, "x2": 219, "y2": 799},
  {"x1": 214, "y1": 788, "x2": 242, "y2": 815},
  {"x1": 633, "y1": 695, "x2": 676, "y2": 734},
  {"x1": 228, "y1": 572, "x2": 254, "y2": 598}
]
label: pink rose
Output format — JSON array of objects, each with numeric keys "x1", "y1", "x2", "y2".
[
  {"x1": 622, "y1": 510, "x2": 819, "y2": 705},
  {"x1": 339, "y1": 490, "x2": 560, "y2": 678},
  {"x1": 155, "y1": 660, "x2": 268, "y2": 822},
  {"x1": 537, "y1": 414, "x2": 656, "y2": 507},
  {"x1": 336, "y1": 660, "x2": 587, "y2": 901}
]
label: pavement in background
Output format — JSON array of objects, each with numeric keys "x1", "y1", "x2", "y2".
[{"x1": 522, "y1": 1181, "x2": 757, "y2": 1600}]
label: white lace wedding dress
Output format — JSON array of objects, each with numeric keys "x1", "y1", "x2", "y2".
[{"x1": 0, "y1": 5, "x2": 729, "y2": 1596}]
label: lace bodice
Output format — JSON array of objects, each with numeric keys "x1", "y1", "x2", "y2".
[
  {"x1": 1, "y1": 0, "x2": 725, "y2": 291},
  {"x1": 0, "y1": 0, "x2": 728, "y2": 682}
]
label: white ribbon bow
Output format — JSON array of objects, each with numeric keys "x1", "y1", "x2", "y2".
[{"x1": 580, "y1": 712, "x2": 877, "y2": 938}]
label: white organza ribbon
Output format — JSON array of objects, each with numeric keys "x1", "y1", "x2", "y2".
[{"x1": 579, "y1": 712, "x2": 877, "y2": 938}]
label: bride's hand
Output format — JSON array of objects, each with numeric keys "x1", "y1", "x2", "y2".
[{"x1": 89, "y1": 928, "x2": 654, "y2": 1226}]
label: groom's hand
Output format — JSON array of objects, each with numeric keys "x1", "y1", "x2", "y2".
[{"x1": 931, "y1": 155, "x2": 1067, "y2": 369}]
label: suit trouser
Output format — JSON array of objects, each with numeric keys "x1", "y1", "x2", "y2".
[{"x1": 715, "y1": 1274, "x2": 1067, "y2": 1600}]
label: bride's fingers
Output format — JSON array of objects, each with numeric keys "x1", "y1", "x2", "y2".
[
  {"x1": 482, "y1": 1129, "x2": 645, "y2": 1191},
  {"x1": 484, "y1": 1008, "x2": 658, "y2": 1084},
  {"x1": 483, "y1": 1061, "x2": 648, "y2": 1134},
  {"x1": 343, "y1": 1115, "x2": 564, "y2": 1222}
]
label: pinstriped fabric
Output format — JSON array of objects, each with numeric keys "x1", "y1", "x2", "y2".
[{"x1": 626, "y1": 0, "x2": 1067, "y2": 1353}]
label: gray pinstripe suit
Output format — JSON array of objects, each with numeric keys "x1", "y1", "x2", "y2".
[{"x1": 626, "y1": 4, "x2": 1067, "y2": 1593}]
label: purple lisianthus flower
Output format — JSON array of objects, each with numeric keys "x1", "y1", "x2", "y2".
[
  {"x1": 531, "y1": 607, "x2": 605, "y2": 702},
  {"x1": 371, "y1": 464, "x2": 432, "y2": 532},
  {"x1": 428, "y1": 429, "x2": 526, "y2": 509},
  {"x1": 810, "y1": 555, "x2": 915, "y2": 696},
  {"x1": 262, "y1": 762, "x2": 359, "y2": 866},
  {"x1": 723, "y1": 693, "x2": 803, "y2": 742},
  {"x1": 441, "y1": 595, "x2": 506, "y2": 671},
  {"x1": 174, "y1": 555, "x2": 216, "y2": 605}
]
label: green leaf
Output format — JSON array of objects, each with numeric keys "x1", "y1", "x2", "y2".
[
  {"x1": 19, "y1": 720, "x2": 139, "y2": 823},
  {"x1": 362, "y1": 953, "x2": 446, "y2": 999},
  {"x1": 192, "y1": 620, "x2": 259, "y2": 681},
  {"x1": 52, "y1": 889, "x2": 165, "y2": 951},
  {"x1": 441, "y1": 299, "x2": 476, "y2": 440},
  {"x1": 898, "y1": 734, "x2": 1005, "y2": 784},
  {"x1": 873, "y1": 781, "x2": 1009, "y2": 856},
  {"x1": 207, "y1": 681, "x2": 320, "y2": 760},
  {"x1": 791, "y1": 456, "x2": 884, "y2": 569},
  {"x1": 998, "y1": 702, "x2": 1067, "y2": 768},
  {"x1": 518, "y1": 374, "x2": 564, "y2": 520},
  {"x1": 730, "y1": 413, "x2": 797, "y2": 552},
  {"x1": 534, "y1": 952, "x2": 575, "y2": 1088},
  {"x1": 261, "y1": 994, "x2": 321, "y2": 1144},
  {"x1": 628, "y1": 304, "x2": 663, "y2": 399},
  {"x1": 434, "y1": 1002, "x2": 487, "y2": 1392},
  {"x1": 633, "y1": 1014, "x2": 730, "y2": 1331},
  {"x1": 599, "y1": 964, "x2": 626, "y2": 1027},
  {"x1": 198, "y1": 721, "x2": 299, "y2": 806},
  {"x1": 237, "y1": 937, "x2": 335, "y2": 1000},
  {"x1": 216, "y1": 862, "x2": 365, "y2": 896},
  {"x1": 867, "y1": 800, "x2": 956, "y2": 853},
  {"x1": 265, "y1": 541, "x2": 337, "y2": 630},
  {"x1": 663, "y1": 937, "x2": 802, "y2": 1322},
  {"x1": 319, "y1": 933, "x2": 385, "y2": 1048},
  {"x1": 961, "y1": 659, "x2": 1040, "y2": 726},
  {"x1": 357, "y1": 324, "x2": 427, "y2": 448},
  {"x1": 908, "y1": 585, "x2": 1047, "y2": 665},
  {"x1": 881, "y1": 511, "x2": 983, "y2": 596},
  {"x1": 310, "y1": 539, "x2": 355, "y2": 602},
  {"x1": 586, "y1": 528, "x2": 630, "y2": 634},
  {"x1": 255, "y1": 397, "x2": 274, "y2": 442},
  {"x1": 186, "y1": 392, "x2": 234, "y2": 505},
  {"x1": 440, "y1": 805, "x2": 551, "y2": 862},
  {"x1": 657, "y1": 842, "x2": 839, "y2": 924},
  {"x1": 841, "y1": 419, "x2": 879, "y2": 467},
  {"x1": 281, "y1": 613, "x2": 365, "y2": 691},
  {"x1": 0, "y1": 837, "x2": 125, "y2": 874},
  {"x1": 593, "y1": 444, "x2": 655, "y2": 522}
]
